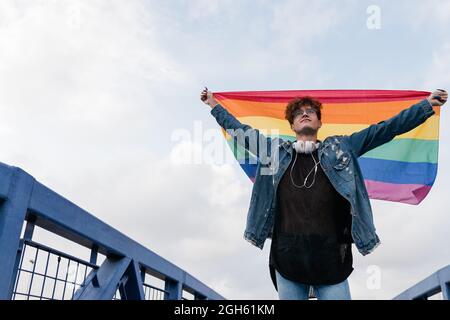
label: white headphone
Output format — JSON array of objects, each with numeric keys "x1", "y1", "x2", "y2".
[
  {"x1": 290, "y1": 140, "x2": 321, "y2": 188},
  {"x1": 292, "y1": 140, "x2": 321, "y2": 154}
]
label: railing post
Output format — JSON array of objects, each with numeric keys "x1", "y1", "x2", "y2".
[
  {"x1": 0, "y1": 168, "x2": 34, "y2": 300},
  {"x1": 164, "y1": 279, "x2": 182, "y2": 300},
  {"x1": 90, "y1": 244, "x2": 99, "y2": 265},
  {"x1": 441, "y1": 282, "x2": 450, "y2": 300},
  {"x1": 10, "y1": 217, "x2": 36, "y2": 299}
]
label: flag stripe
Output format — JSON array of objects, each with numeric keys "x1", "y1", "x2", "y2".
[
  {"x1": 364, "y1": 180, "x2": 432, "y2": 205},
  {"x1": 214, "y1": 89, "x2": 431, "y2": 103},
  {"x1": 216, "y1": 98, "x2": 440, "y2": 122},
  {"x1": 361, "y1": 139, "x2": 438, "y2": 163},
  {"x1": 238, "y1": 158, "x2": 437, "y2": 186},
  {"x1": 226, "y1": 137, "x2": 438, "y2": 163},
  {"x1": 358, "y1": 158, "x2": 437, "y2": 186},
  {"x1": 227, "y1": 116, "x2": 439, "y2": 140}
]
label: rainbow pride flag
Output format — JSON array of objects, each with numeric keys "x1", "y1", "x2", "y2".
[{"x1": 213, "y1": 90, "x2": 440, "y2": 205}]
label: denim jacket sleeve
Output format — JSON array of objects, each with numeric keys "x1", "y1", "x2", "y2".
[
  {"x1": 346, "y1": 99, "x2": 435, "y2": 157},
  {"x1": 210, "y1": 103, "x2": 273, "y2": 161}
]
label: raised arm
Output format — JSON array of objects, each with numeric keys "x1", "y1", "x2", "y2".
[
  {"x1": 200, "y1": 88, "x2": 274, "y2": 162},
  {"x1": 346, "y1": 89, "x2": 447, "y2": 157}
]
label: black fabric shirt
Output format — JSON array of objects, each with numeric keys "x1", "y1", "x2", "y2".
[{"x1": 269, "y1": 149, "x2": 354, "y2": 290}]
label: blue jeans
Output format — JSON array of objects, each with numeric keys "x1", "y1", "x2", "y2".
[{"x1": 275, "y1": 270, "x2": 351, "y2": 300}]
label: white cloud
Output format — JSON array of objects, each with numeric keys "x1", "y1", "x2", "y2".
[{"x1": 0, "y1": 0, "x2": 189, "y2": 175}]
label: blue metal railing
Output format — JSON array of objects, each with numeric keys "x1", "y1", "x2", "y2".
[
  {"x1": 12, "y1": 239, "x2": 97, "y2": 300},
  {"x1": 393, "y1": 265, "x2": 450, "y2": 300},
  {"x1": 0, "y1": 163, "x2": 225, "y2": 300},
  {"x1": 143, "y1": 283, "x2": 167, "y2": 300}
]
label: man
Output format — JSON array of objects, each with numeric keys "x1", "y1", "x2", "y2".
[{"x1": 200, "y1": 88, "x2": 447, "y2": 300}]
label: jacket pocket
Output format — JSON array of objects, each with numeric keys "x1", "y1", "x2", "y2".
[{"x1": 333, "y1": 151, "x2": 353, "y2": 181}]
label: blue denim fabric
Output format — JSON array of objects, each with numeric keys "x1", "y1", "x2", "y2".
[
  {"x1": 275, "y1": 269, "x2": 351, "y2": 300},
  {"x1": 210, "y1": 99, "x2": 435, "y2": 256}
]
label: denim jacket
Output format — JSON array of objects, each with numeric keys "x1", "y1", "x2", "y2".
[{"x1": 210, "y1": 99, "x2": 435, "y2": 256}]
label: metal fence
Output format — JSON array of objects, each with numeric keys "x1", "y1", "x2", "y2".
[
  {"x1": 0, "y1": 163, "x2": 225, "y2": 300},
  {"x1": 3, "y1": 162, "x2": 447, "y2": 301},
  {"x1": 13, "y1": 240, "x2": 97, "y2": 300},
  {"x1": 143, "y1": 283, "x2": 167, "y2": 300}
]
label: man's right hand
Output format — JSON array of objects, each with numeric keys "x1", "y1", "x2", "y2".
[{"x1": 200, "y1": 87, "x2": 219, "y2": 108}]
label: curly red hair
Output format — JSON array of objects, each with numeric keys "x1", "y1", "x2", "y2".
[{"x1": 285, "y1": 96, "x2": 322, "y2": 124}]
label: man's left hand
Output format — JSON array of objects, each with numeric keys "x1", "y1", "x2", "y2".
[{"x1": 427, "y1": 89, "x2": 448, "y2": 107}]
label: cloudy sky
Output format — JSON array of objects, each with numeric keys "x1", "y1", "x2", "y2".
[{"x1": 1, "y1": 0, "x2": 449, "y2": 300}]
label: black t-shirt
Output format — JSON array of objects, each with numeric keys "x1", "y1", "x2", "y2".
[{"x1": 269, "y1": 149, "x2": 354, "y2": 290}]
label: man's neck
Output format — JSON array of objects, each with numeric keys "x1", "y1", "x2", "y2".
[{"x1": 296, "y1": 135, "x2": 318, "y2": 143}]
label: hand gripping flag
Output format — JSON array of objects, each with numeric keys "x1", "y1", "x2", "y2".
[{"x1": 213, "y1": 90, "x2": 440, "y2": 205}]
